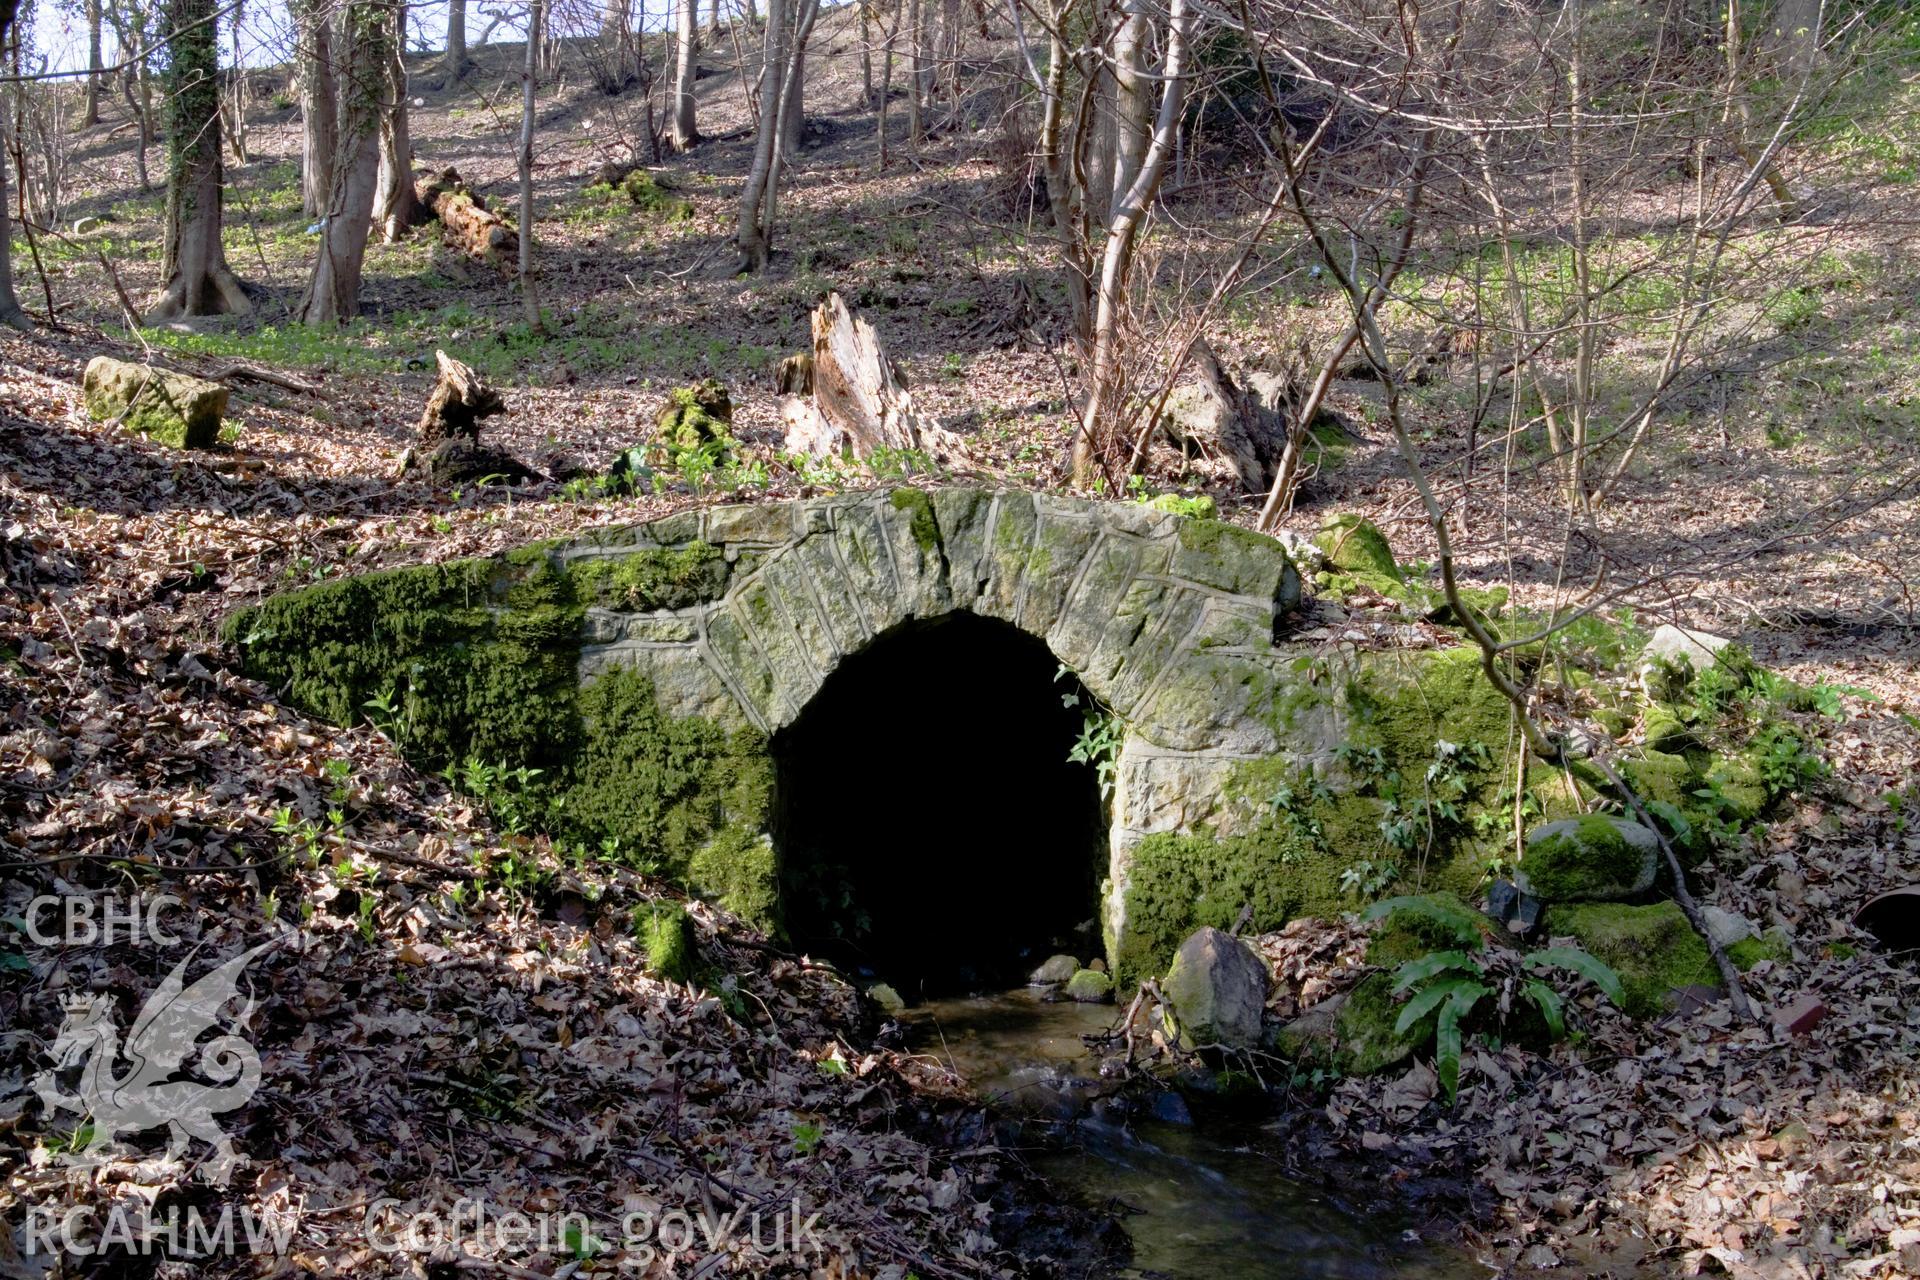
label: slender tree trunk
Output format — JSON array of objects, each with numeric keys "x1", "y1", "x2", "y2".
[
  {"x1": 669, "y1": 0, "x2": 699, "y2": 149},
  {"x1": 707, "y1": 0, "x2": 719, "y2": 36},
  {"x1": 875, "y1": 0, "x2": 896, "y2": 165},
  {"x1": 446, "y1": 0, "x2": 470, "y2": 75},
  {"x1": 1037, "y1": 3, "x2": 1089, "y2": 345},
  {"x1": 517, "y1": 0, "x2": 542, "y2": 330},
  {"x1": 374, "y1": 16, "x2": 422, "y2": 240},
  {"x1": 299, "y1": 0, "x2": 387, "y2": 324},
  {"x1": 733, "y1": 0, "x2": 787, "y2": 271},
  {"x1": 298, "y1": 0, "x2": 338, "y2": 217},
  {"x1": 147, "y1": 0, "x2": 251, "y2": 319},
  {"x1": 83, "y1": 0, "x2": 104, "y2": 125},
  {"x1": 904, "y1": 0, "x2": 921, "y2": 144},
  {"x1": 124, "y1": 60, "x2": 153, "y2": 191},
  {"x1": 1725, "y1": 0, "x2": 1799, "y2": 221},
  {"x1": 1111, "y1": 0, "x2": 1149, "y2": 207},
  {"x1": 0, "y1": 0, "x2": 28, "y2": 330},
  {"x1": 858, "y1": 0, "x2": 872, "y2": 102},
  {"x1": 1071, "y1": 0, "x2": 1192, "y2": 485},
  {"x1": 780, "y1": 16, "x2": 810, "y2": 158}
]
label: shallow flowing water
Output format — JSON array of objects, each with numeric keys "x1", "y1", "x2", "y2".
[{"x1": 905, "y1": 987, "x2": 1483, "y2": 1280}]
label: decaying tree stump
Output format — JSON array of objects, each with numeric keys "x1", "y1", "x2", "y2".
[
  {"x1": 1157, "y1": 339, "x2": 1291, "y2": 494},
  {"x1": 414, "y1": 168, "x2": 518, "y2": 273},
  {"x1": 416, "y1": 349, "x2": 505, "y2": 445},
  {"x1": 779, "y1": 292, "x2": 967, "y2": 463}
]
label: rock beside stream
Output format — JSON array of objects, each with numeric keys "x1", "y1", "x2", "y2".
[
  {"x1": 1029, "y1": 954, "x2": 1080, "y2": 985},
  {"x1": 1164, "y1": 927, "x2": 1268, "y2": 1050}
]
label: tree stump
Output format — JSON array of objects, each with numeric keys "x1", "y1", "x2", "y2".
[
  {"x1": 778, "y1": 292, "x2": 967, "y2": 463},
  {"x1": 414, "y1": 168, "x2": 518, "y2": 273},
  {"x1": 1158, "y1": 340, "x2": 1290, "y2": 494},
  {"x1": 416, "y1": 349, "x2": 505, "y2": 445}
]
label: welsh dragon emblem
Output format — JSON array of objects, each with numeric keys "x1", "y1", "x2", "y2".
[{"x1": 33, "y1": 941, "x2": 276, "y2": 1186}]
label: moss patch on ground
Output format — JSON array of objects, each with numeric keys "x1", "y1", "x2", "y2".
[
  {"x1": 1550, "y1": 901, "x2": 1719, "y2": 1017},
  {"x1": 633, "y1": 900, "x2": 694, "y2": 981}
]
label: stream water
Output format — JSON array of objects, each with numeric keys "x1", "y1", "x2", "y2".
[{"x1": 905, "y1": 988, "x2": 1484, "y2": 1280}]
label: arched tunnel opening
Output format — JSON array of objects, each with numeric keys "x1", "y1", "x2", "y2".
[{"x1": 772, "y1": 613, "x2": 1109, "y2": 999}]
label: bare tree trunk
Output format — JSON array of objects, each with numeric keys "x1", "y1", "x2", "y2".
[
  {"x1": 374, "y1": 20, "x2": 423, "y2": 240},
  {"x1": 446, "y1": 0, "x2": 470, "y2": 76},
  {"x1": 83, "y1": 0, "x2": 103, "y2": 125},
  {"x1": 670, "y1": 0, "x2": 699, "y2": 149},
  {"x1": 904, "y1": 0, "x2": 921, "y2": 145},
  {"x1": 1111, "y1": 0, "x2": 1149, "y2": 206},
  {"x1": 1725, "y1": 0, "x2": 1799, "y2": 222},
  {"x1": 0, "y1": 0, "x2": 28, "y2": 330},
  {"x1": 780, "y1": 13, "x2": 810, "y2": 158},
  {"x1": 1070, "y1": 0, "x2": 1192, "y2": 485},
  {"x1": 298, "y1": 0, "x2": 338, "y2": 218},
  {"x1": 517, "y1": 0, "x2": 543, "y2": 331},
  {"x1": 299, "y1": 0, "x2": 387, "y2": 324},
  {"x1": 147, "y1": 0, "x2": 251, "y2": 320},
  {"x1": 123, "y1": 60, "x2": 153, "y2": 190},
  {"x1": 858, "y1": 0, "x2": 872, "y2": 102},
  {"x1": 1036, "y1": 1, "x2": 1090, "y2": 346},
  {"x1": 707, "y1": 0, "x2": 720, "y2": 36},
  {"x1": 733, "y1": 0, "x2": 787, "y2": 271},
  {"x1": 875, "y1": 0, "x2": 896, "y2": 165}
]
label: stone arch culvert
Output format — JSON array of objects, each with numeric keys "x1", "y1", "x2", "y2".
[{"x1": 227, "y1": 487, "x2": 1521, "y2": 988}]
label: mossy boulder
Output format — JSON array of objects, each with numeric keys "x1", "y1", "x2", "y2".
[
  {"x1": 1029, "y1": 954, "x2": 1080, "y2": 985},
  {"x1": 1314, "y1": 514, "x2": 1402, "y2": 583},
  {"x1": 1550, "y1": 901, "x2": 1719, "y2": 1018},
  {"x1": 83, "y1": 356, "x2": 227, "y2": 449},
  {"x1": 633, "y1": 900, "x2": 694, "y2": 981},
  {"x1": 1064, "y1": 969, "x2": 1114, "y2": 1003},
  {"x1": 1364, "y1": 892, "x2": 1489, "y2": 966},
  {"x1": 688, "y1": 827, "x2": 779, "y2": 933},
  {"x1": 655, "y1": 379, "x2": 734, "y2": 453},
  {"x1": 1518, "y1": 815, "x2": 1659, "y2": 903},
  {"x1": 1146, "y1": 493, "x2": 1216, "y2": 519},
  {"x1": 1332, "y1": 972, "x2": 1425, "y2": 1074}
]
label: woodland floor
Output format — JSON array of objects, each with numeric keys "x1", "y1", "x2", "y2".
[{"x1": 6, "y1": 9, "x2": 1920, "y2": 1278}]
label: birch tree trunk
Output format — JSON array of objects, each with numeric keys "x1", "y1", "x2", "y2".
[
  {"x1": 147, "y1": 0, "x2": 251, "y2": 319},
  {"x1": 299, "y1": 0, "x2": 388, "y2": 324},
  {"x1": 517, "y1": 0, "x2": 543, "y2": 330},
  {"x1": 298, "y1": 0, "x2": 339, "y2": 218},
  {"x1": 670, "y1": 0, "x2": 699, "y2": 149},
  {"x1": 1071, "y1": 0, "x2": 1193, "y2": 485},
  {"x1": 1037, "y1": 0, "x2": 1090, "y2": 345}
]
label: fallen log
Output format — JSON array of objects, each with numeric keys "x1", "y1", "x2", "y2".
[
  {"x1": 779, "y1": 292, "x2": 967, "y2": 464},
  {"x1": 414, "y1": 167, "x2": 518, "y2": 274}
]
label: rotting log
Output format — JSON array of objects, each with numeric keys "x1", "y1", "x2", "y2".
[
  {"x1": 1157, "y1": 339, "x2": 1290, "y2": 494},
  {"x1": 779, "y1": 292, "x2": 967, "y2": 463},
  {"x1": 415, "y1": 167, "x2": 517, "y2": 273},
  {"x1": 416, "y1": 349, "x2": 505, "y2": 445}
]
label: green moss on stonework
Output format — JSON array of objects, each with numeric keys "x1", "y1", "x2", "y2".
[
  {"x1": 1146, "y1": 494, "x2": 1216, "y2": 519},
  {"x1": 1113, "y1": 826, "x2": 1341, "y2": 984},
  {"x1": 1550, "y1": 901, "x2": 1718, "y2": 1018},
  {"x1": 1522, "y1": 814, "x2": 1645, "y2": 902},
  {"x1": 566, "y1": 544, "x2": 731, "y2": 612},
  {"x1": 562, "y1": 667, "x2": 772, "y2": 880},
  {"x1": 633, "y1": 900, "x2": 694, "y2": 982},
  {"x1": 1315, "y1": 514, "x2": 1402, "y2": 583},
  {"x1": 889, "y1": 488, "x2": 942, "y2": 553},
  {"x1": 223, "y1": 556, "x2": 583, "y2": 772},
  {"x1": 227, "y1": 557, "x2": 777, "y2": 922},
  {"x1": 688, "y1": 824, "x2": 780, "y2": 933}
]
